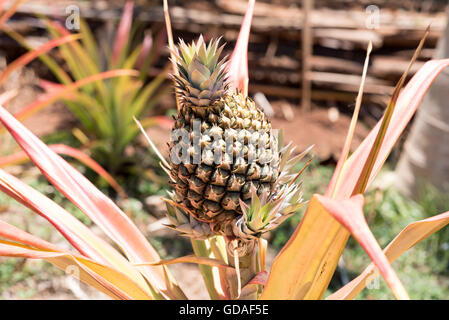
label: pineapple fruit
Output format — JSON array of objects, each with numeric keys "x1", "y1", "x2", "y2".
[{"x1": 165, "y1": 36, "x2": 308, "y2": 244}]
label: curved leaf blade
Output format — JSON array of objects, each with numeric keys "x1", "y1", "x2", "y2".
[
  {"x1": 263, "y1": 58, "x2": 449, "y2": 300},
  {"x1": 0, "y1": 34, "x2": 80, "y2": 86},
  {"x1": 8, "y1": 69, "x2": 137, "y2": 124},
  {"x1": 0, "y1": 220, "x2": 152, "y2": 299},
  {"x1": 0, "y1": 168, "x2": 149, "y2": 293},
  {"x1": 328, "y1": 209, "x2": 449, "y2": 300},
  {"x1": 335, "y1": 58, "x2": 449, "y2": 199},
  {"x1": 227, "y1": 0, "x2": 255, "y2": 96},
  {"x1": 112, "y1": 0, "x2": 134, "y2": 66},
  {"x1": 0, "y1": 144, "x2": 126, "y2": 198},
  {"x1": 315, "y1": 194, "x2": 408, "y2": 299},
  {"x1": 0, "y1": 104, "x2": 185, "y2": 300},
  {"x1": 0, "y1": 239, "x2": 152, "y2": 300}
]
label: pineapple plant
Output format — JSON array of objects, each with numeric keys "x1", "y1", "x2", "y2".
[
  {"x1": 163, "y1": 36, "x2": 309, "y2": 298},
  {"x1": 167, "y1": 36, "x2": 305, "y2": 238},
  {"x1": 1, "y1": 0, "x2": 449, "y2": 301}
]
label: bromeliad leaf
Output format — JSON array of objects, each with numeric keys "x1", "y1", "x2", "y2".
[
  {"x1": 0, "y1": 103, "x2": 186, "y2": 300},
  {"x1": 328, "y1": 209, "x2": 449, "y2": 300}
]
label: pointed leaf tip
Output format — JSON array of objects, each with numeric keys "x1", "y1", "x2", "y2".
[
  {"x1": 112, "y1": 0, "x2": 134, "y2": 65},
  {"x1": 315, "y1": 194, "x2": 409, "y2": 300},
  {"x1": 227, "y1": 0, "x2": 255, "y2": 96}
]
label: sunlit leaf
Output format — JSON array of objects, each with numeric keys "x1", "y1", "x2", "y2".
[
  {"x1": 262, "y1": 58, "x2": 449, "y2": 300},
  {"x1": 0, "y1": 168, "x2": 149, "y2": 294},
  {"x1": 0, "y1": 103, "x2": 186, "y2": 300},
  {"x1": 328, "y1": 209, "x2": 449, "y2": 300},
  {"x1": 0, "y1": 144, "x2": 126, "y2": 198},
  {"x1": 315, "y1": 194, "x2": 408, "y2": 299},
  {"x1": 227, "y1": 0, "x2": 255, "y2": 96},
  {"x1": 0, "y1": 222, "x2": 152, "y2": 300}
]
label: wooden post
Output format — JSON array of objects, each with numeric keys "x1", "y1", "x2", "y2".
[{"x1": 301, "y1": 0, "x2": 313, "y2": 112}]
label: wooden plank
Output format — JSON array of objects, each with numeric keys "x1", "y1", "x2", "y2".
[
  {"x1": 7, "y1": 1, "x2": 447, "y2": 33},
  {"x1": 301, "y1": 0, "x2": 313, "y2": 112}
]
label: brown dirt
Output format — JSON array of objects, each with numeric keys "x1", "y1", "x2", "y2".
[
  {"x1": 1, "y1": 65, "x2": 73, "y2": 140},
  {"x1": 270, "y1": 101, "x2": 370, "y2": 161}
]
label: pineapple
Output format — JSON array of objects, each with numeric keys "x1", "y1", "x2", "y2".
[{"x1": 165, "y1": 36, "x2": 308, "y2": 243}]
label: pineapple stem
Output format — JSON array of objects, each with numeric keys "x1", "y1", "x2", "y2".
[
  {"x1": 191, "y1": 238, "x2": 227, "y2": 300},
  {"x1": 226, "y1": 239, "x2": 260, "y2": 300}
]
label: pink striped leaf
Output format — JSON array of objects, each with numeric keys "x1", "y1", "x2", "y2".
[{"x1": 0, "y1": 104, "x2": 186, "y2": 300}]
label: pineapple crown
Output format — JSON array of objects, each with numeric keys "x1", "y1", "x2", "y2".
[{"x1": 172, "y1": 36, "x2": 229, "y2": 107}]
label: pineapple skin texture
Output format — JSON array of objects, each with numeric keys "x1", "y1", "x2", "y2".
[{"x1": 168, "y1": 94, "x2": 280, "y2": 237}]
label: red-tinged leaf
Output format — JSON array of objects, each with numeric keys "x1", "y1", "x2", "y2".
[
  {"x1": 0, "y1": 168, "x2": 108, "y2": 260},
  {"x1": 248, "y1": 271, "x2": 268, "y2": 286},
  {"x1": 327, "y1": 42, "x2": 372, "y2": 197},
  {"x1": 0, "y1": 0, "x2": 23, "y2": 26},
  {"x1": 0, "y1": 144, "x2": 127, "y2": 198},
  {"x1": 49, "y1": 144, "x2": 127, "y2": 198},
  {"x1": 0, "y1": 220, "x2": 129, "y2": 295},
  {"x1": 1, "y1": 242, "x2": 132, "y2": 299},
  {"x1": 264, "y1": 45, "x2": 449, "y2": 302},
  {"x1": 0, "y1": 219, "x2": 64, "y2": 252},
  {"x1": 7, "y1": 69, "x2": 137, "y2": 123},
  {"x1": 328, "y1": 209, "x2": 449, "y2": 300},
  {"x1": 0, "y1": 0, "x2": 7, "y2": 13},
  {"x1": 315, "y1": 194, "x2": 409, "y2": 300},
  {"x1": 39, "y1": 79, "x2": 65, "y2": 93},
  {"x1": 331, "y1": 58, "x2": 449, "y2": 199},
  {"x1": 0, "y1": 235, "x2": 152, "y2": 300},
  {"x1": 46, "y1": 19, "x2": 103, "y2": 85},
  {"x1": 2, "y1": 24, "x2": 73, "y2": 85},
  {"x1": 136, "y1": 31, "x2": 153, "y2": 69},
  {"x1": 0, "y1": 34, "x2": 80, "y2": 86},
  {"x1": 0, "y1": 104, "x2": 185, "y2": 300},
  {"x1": 0, "y1": 168, "x2": 150, "y2": 293},
  {"x1": 112, "y1": 0, "x2": 134, "y2": 65},
  {"x1": 0, "y1": 148, "x2": 32, "y2": 167},
  {"x1": 353, "y1": 28, "x2": 428, "y2": 194},
  {"x1": 227, "y1": 0, "x2": 255, "y2": 96}
]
